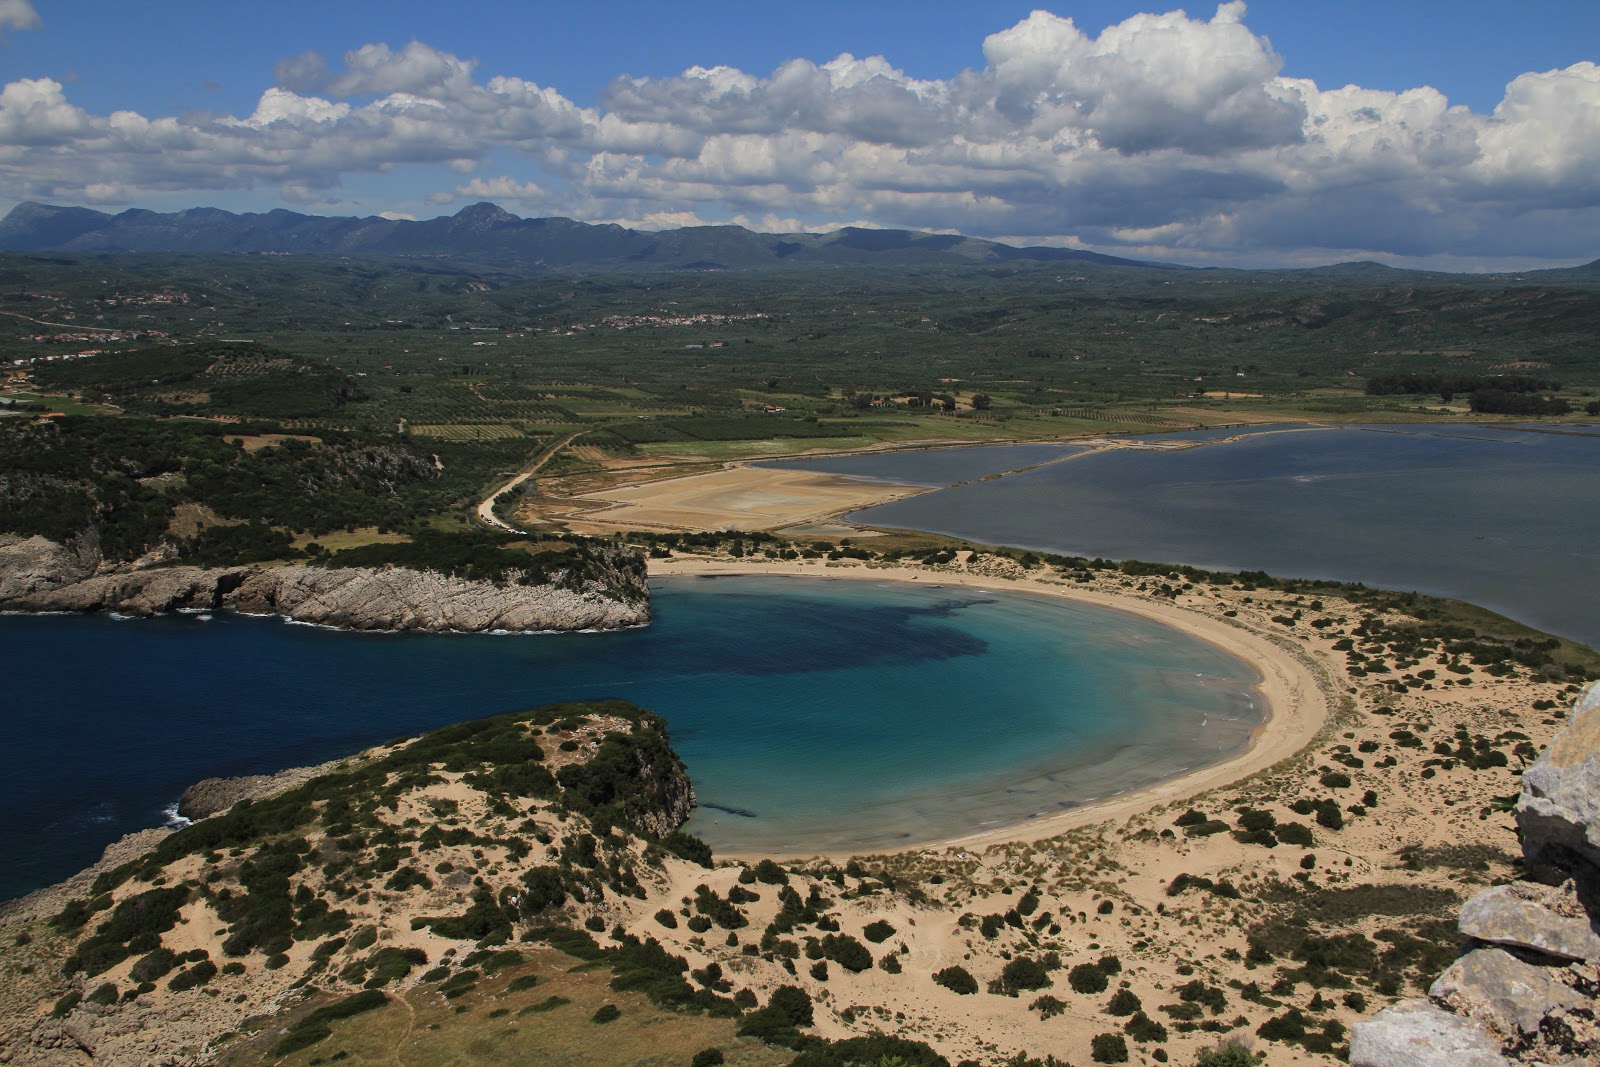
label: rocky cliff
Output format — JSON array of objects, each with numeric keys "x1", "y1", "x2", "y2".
[
  {"x1": 0, "y1": 534, "x2": 649, "y2": 632},
  {"x1": 1352, "y1": 682, "x2": 1600, "y2": 1067}
]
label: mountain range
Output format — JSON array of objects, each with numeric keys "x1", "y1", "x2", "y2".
[{"x1": 0, "y1": 201, "x2": 1164, "y2": 272}]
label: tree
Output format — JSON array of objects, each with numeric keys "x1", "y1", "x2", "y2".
[{"x1": 970, "y1": 393, "x2": 993, "y2": 410}]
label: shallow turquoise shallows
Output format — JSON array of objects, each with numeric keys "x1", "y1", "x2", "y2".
[{"x1": 0, "y1": 575, "x2": 1260, "y2": 900}]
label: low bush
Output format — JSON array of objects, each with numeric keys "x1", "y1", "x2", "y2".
[
  {"x1": 933, "y1": 966, "x2": 978, "y2": 995},
  {"x1": 1069, "y1": 962, "x2": 1109, "y2": 994}
]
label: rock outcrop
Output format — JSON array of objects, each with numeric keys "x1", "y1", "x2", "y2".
[
  {"x1": 1353, "y1": 682, "x2": 1600, "y2": 1067},
  {"x1": 0, "y1": 534, "x2": 649, "y2": 632},
  {"x1": 175, "y1": 759, "x2": 346, "y2": 821},
  {"x1": 0, "y1": 533, "x2": 96, "y2": 602}
]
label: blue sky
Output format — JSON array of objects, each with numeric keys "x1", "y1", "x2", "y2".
[{"x1": 3, "y1": 1, "x2": 1599, "y2": 268}]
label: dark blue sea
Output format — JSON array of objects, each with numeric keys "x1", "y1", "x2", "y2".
[{"x1": 0, "y1": 576, "x2": 1259, "y2": 901}]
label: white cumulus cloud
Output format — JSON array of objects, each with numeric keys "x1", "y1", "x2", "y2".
[{"x1": 3, "y1": 5, "x2": 1599, "y2": 265}]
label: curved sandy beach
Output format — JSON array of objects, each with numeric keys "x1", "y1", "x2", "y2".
[{"x1": 648, "y1": 555, "x2": 1335, "y2": 859}]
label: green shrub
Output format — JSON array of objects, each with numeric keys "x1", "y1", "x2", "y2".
[
  {"x1": 1069, "y1": 962, "x2": 1109, "y2": 994},
  {"x1": 1235, "y1": 808, "x2": 1277, "y2": 832},
  {"x1": 739, "y1": 984, "x2": 814, "y2": 1041},
  {"x1": 518, "y1": 995, "x2": 570, "y2": 1015},
  {"x1": 820, "y1": 933, "x2": 873, "y2": 973},
  {"x1": 359, "y1": 946, "x2": 427, "y2": 988},
  {"x1": 993, "y1": 956, "x2": 1052, "y2": 996},
  {"x1": 751, "y1": 859, "x2": 788, "y2": 885},
  {"x1": 1091, "y1": 1033, "x2": 1129, "y2": 1063},
  {"x1": 1031, "y1": 994, "x2": 1067, "y2": 1019},
  {"x1": 933, "y1": 966, "x2": 978, "y2": 995},
  {"x1": 591, "y1": 1003, "x2": 621, "y2": 1024},
  {"x1": 862, "y1": 919, "x2": 896, "y2": 943},
  {"x1": 167, "y1": 960, "x2": 217, "y2": 992},
  {"x1": 129, "y1": 947, "x2": 179, "y2": 983},
  {"x1": 1107, "y1": 988, "x2": 1142, "y2": 1016},
  {"x1": 1124, "y1": 1011, "x2": 1168, "y2": 1042},
  {"x1": 1195, "y1": 1040, "x2": 1260, "y2": 1066}
]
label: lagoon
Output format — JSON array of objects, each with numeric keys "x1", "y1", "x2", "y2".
[
  {"x1": 803, "y1": 424, "x2": 1600, "y2": 650},
  {"x1": 0, "y1": 576, "x2": 1259, "y2": 901}
]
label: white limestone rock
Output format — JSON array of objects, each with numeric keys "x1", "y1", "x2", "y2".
[{"x1": 1350, "y1": 999, "x2": 1511, "y2": 1067}]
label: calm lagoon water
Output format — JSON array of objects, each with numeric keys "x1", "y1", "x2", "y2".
[
  {"x1": 831, "y1": 424, "x2": 1600, "y2": 650},
  {"x1": 0, "y1": 576, "x2": 1259, "y2": 900}
]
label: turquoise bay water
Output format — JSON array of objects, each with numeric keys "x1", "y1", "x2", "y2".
[
  {"x1": 0, "y1": 576, "x2": 1259, "y2": 900},
  {"x1": 832, "y1": 424, "x2": 1600, "y2": 650}
]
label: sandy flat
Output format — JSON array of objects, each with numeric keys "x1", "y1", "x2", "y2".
[
  {"x1": 571, "y1": 465, "x2": 922, "y2": 532},
  {"x1": 649, "y1": 556, "x2": 1332, "y2": 858}
]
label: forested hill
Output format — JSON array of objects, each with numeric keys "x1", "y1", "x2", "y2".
[{"x1": 0, "y1": 201, "x2": 1158, "y2": 271}]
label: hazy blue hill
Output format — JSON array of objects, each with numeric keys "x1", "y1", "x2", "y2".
[
  {"x1": 0, "y1": 200, "x2": 1160, "y2": 271},
  {"x1": 1311, "y1": 260, "x2": 1444, "y2": 277},
  {"x1": 0, "y1": 201, "x2": 112, "y2": 248},
  {"x1": 1522, "y1": 257, "x2": 1600, "y2": 285}
]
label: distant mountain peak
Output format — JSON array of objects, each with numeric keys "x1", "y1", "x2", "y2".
[{"x1": 453, "y1": 202, "x2": 520, "y2": 225}]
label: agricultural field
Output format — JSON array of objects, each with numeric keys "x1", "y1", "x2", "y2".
[{"x1": 3, "y1": 251, "x2": 1598, "y2": 546}]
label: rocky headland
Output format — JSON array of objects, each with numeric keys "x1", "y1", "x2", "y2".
[{"x1": 0, "y1": 533, "x2": 649, "y2": 632}]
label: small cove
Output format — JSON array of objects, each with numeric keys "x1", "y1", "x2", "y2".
[{"x1": 0, "y1": 576, "x2": 1260, "y2": 901}]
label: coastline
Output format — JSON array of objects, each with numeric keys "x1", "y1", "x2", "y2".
[
  {"x1": 0, "y1": 533, "x2": 650, "y2": 634},
  {"x1": 648, "y1": 555, "x2": 1335, "y2": 860},
  {"x1": 6, "y1": 550, "x2": 1584, "y2": 1067}
]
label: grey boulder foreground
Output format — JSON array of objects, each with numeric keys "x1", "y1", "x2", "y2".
[
  {"x1": 1458, "y1": 883, "x2": 1600, "y2": 964},
  {"x1": 1352, "y1": 682, "x2": 1600, "y2": 1067},
  {"x1": 1521, "y1": 682, "x2": 1600, "y2": 880}
]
